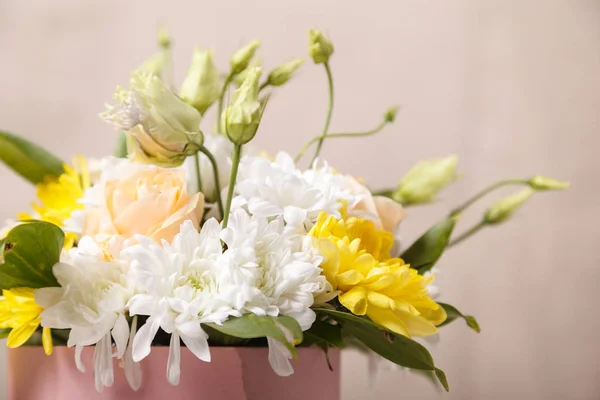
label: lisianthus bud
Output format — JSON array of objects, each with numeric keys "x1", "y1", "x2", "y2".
[
  {"x1": 231, "y1": 40, "x2": 261, "y2": 75},
  {"x1": 393, "y1": 155, "x2": 459, "y2": 205},
  {"x1": 222, "y1": 67, "x2": 263, "y2": 145},
  {"x1": 384, "y1": 106, "x2": 400, "y2": 123},
  {"x1": 266, "y1": 58, "x2": 305, "y2": 87},
  {"x1": 484, "y1": 188, "x2": 534, "y2": 224},
  {"x1": 139, "y1": 52, "x2": 168, "y2": 77},
  {"x1": 180, "y1": 48, "x2": 221, "y2": 114},
  {"x1": 234, "y1": 57, "x2": 262, "y2": 87},
  {"x1": 101, "y1": 70, "x2": 203, "y2": 167},
  {"x1": 308, "y1": 29, "x2": 334, "y2": 64},
  {"x1": 157, "y1": 26, "x2": 171, "y2": 49},
  {"x1": 528, "y1": 175, "x2": 570, "y2": 191}
]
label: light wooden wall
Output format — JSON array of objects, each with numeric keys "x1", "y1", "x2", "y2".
[{"x1": 1, "y1": 1, "x2": 599, "y2": 398}]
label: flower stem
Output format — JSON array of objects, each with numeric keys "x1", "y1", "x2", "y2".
[
  {"x1": 309, "y1": 62, "x2": 334, "y2": 167},
  {"x1": 450, "y1": 178, "x2": 529, "y2": 217},
  {"x1": 199, "y1": 146, "x2": 224, "y2": 218},
  {"x1": 295, "y1": 120, "x2": 388, "y2": 163},
  {"x1": 193, "y1": 153, "x2": 203, "y2": 193},
  {"x1": 217, "y1": 73, "x2": 234, "y2": 134},
  {"x1": 448, "y1": 220, "x2": 486, "y2": 247},
  {"x1": 259, "y1": 81, "x2": 269, "y2": 92},
  {"x1": 222, "y1": 143, "x2": 242, "y2": 229}
]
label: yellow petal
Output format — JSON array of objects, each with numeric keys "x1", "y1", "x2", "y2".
[
  {"x1": 420, "y1": 304, "x2": 448, "y2": 326},
  {"x1": 339, "y1": 287, "x2": 368, "y2": 316},
  {"x1": 393, "y1": 310, "x2": 439, "y2": 337},
  {"x1": 42, "y1": 327, "x2": 53, "y2": 355},
  {"x1": 7, "y1": 320, "x2": 39, "y2": 348},
  {"x1": 366, "y1": 291, "x2": 394, "y2": 310},
  {"x1": 367, "y1": 306, "x2": 410, "y2": 337},
  {"x1": 336, "y1": 269, "x2": 364, "y2": 288}
]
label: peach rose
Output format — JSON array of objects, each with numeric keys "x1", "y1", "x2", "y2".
[
  {"x1": 345, "y1": 176, "x2": 406, "y2": 233},
  {"x1": 83, "y1": 167, "x2": 204, "y2": 243}
]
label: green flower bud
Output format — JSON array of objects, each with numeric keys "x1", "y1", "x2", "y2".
[
  {"x1": 231, "y1": 40, "x2": 261, "y2": 75},
  {"x1": 180, "y1": 48, "x2": 221, "y2": 115},
  {"x1": 233, "y1": 56, "x2": 262, "y2": 87},
  {"x1": 139, "y1": 51, "x2": 168, "y2": 77},
  {"x1": 484, "y1": 188, "x2": 534, "y2": 224},
  {"x1": 101, "y1": 70, "x2": 203, "y2": 167},
  {"x1": 528, "y1": 175, "x2": 570, "y2": 191},
  {"x1": 222, "y1": 67, "x2": 263, "y2": 145},
  {"x1": 266, "y1": 58, "x2": 305, "y2": 86},
  {"x1": 308, "y1": 29, "x2": 334, "y2": 64},
  {"x1": 393, "y1": 155, "x2": 459, "y2": 205},
  {"x1": 157, "y1": 26, "x2": 171, "y2": 49},
  {"x1": 384, "y1": 106, "x2": 400, "y2": 123}
]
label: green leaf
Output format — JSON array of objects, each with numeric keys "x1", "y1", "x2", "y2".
[
  {"x1": 401, "y1": 217, "x2": 457, "y2": 274},
  {"x1": 438, "y1": 302, "x2": 480, "y2": 333},
  {"x1": 435, "y1": 368, "x2": 450, "y2": 392},
  {"x1": 0, "y1": 221, "x2": 64, "y2": 290},
  {"x1": 303, "y1": 319, "x2": 344, "y2": 348},
  {"x1": 204, "y1": 314, "x2": 303, "y2": 356},
  {"x1": 0, "y1": 328, "x2": 11, "y2": 339},
  {"x1": 315, "y1": 310, "x2": 431, "y2": 367},
  {"x1": 0, "y1": 131, "x2": 65, "y2": 184}
]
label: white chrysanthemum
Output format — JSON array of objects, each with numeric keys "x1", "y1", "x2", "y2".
[
  {"x1": 124, "y1": 210, "x2": 329, "y2": 382},
  {"x1": 124, "y1": 219, "x2": 241, "y2": 385},
  {"x1": 35, "y1": 236, "x2": 140, "y2": 392},
  {"x1": 231, "y1": 152, "x2": 359, "y2": 231}
]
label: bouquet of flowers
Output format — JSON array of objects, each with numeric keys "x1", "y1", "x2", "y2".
[{"x1": 0, "y1": 28, "x2": 567, "y2": 393}]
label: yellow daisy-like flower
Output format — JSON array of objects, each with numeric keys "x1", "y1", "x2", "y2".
[
  {"x1": 0, "y1": 288, "x2": 52, "y2": 355},
  {"x1": 309, "y1": 210, "x2": 446, "y2": 338},
  {"x1": 18, "y1": 156, "x2": 90, "y2": 249}
]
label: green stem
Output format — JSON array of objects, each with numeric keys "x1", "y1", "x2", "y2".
[
  {"x1": 217, "y1": 73, "x2": 234, "y2": 134},
  {"x1": 450, "y1": 178, "x2": 528, "y2": 217},
  {"x1": 309, "y1": 62, "x2": 334, "y2": 167},
  {"x1": 295, "y1": 120, "x2": 387, "y2": 163},
  {"x1": 193, "y1": 153, "x2": 203, "y2": 193},
  {"x1": 222, "y1": 143, "x2": 242, "y2": 229},
  {"x1": 199, "y1": 146, "x2": 224, "y2": 218},
  {"x1": 449, "y1": 221, "x2": 486, "y2": 247},
  {"x1": 259, "y1": 81, "x2": 269, "y2": 91}
]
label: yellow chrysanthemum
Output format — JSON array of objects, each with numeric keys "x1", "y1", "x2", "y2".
[
  {"x1": 309, "y1": 211, "x2": 446, "y2": 338},
  {"x1": 18, "y1": 156, "x2": 90, "y2": 249},
  {"x1": 0, "y1": 288, "x2": 52, "y2": 355}
]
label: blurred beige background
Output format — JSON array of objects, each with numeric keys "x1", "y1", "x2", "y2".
[{"x1": 1, "y1": 0, "x2": 599, "y2": 399}]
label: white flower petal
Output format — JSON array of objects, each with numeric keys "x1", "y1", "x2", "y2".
[
  {"x1": 267, "y1": 336, "x2": 294, "y2": 377},
  {"x1": 74, "y1": 345, "x2": 86, "y2": 373},
  {"x1": 111, "y1": 313, "x2": 129, "y2": 359},
  {"x1": 93, "y1": 334, "x2": 114, "y2": 392},
  {"x1": 124, "y1": 316, "x2": 142, "y2": 391},
  {"x1": 132, "y1": 318, "x2": 160, "y2": 362},
  {"x1": 167, "y1": 333, "x2": 181, "y2": 385}
]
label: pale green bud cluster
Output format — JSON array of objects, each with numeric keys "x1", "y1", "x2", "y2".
[
  {"x1": 266, "y1": 58, "x2": 305, "y2": 87},
  {"x1": 393, "y1": 155, "x2": 459, "y2": 205},
  {"x1": 528, "y1": 175, "x2": 570, "y2": 191},
  {"x1": 308, "y1": 29, "x2": 334, "y2": 64},
  {"x1": 484, "y1": 188, "x2": 534, "y2": 224},
  {"x1": 222, "y1": 67, "x2": 263, "y2": 145},
  {"x1": 101, "y1": 70, "x2": 203, "y2": 167},
  {"x1": 231, "y1": 40, "x2": 261, "y2": 75},
  {"x1": 180, "y1": 48, "x2": 221, "y2": 115}
]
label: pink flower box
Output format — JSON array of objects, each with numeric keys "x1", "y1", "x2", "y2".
[{"x1": 8, "y1": 346, "x2": 340, "y2": 400}]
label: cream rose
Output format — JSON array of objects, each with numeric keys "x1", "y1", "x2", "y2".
[
  {"x1": 345, "y1": 176, "x2": 406, "y2": 233},
  {"x1": 83, "y1": 166, "x2": 204, "y2": 243}
]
